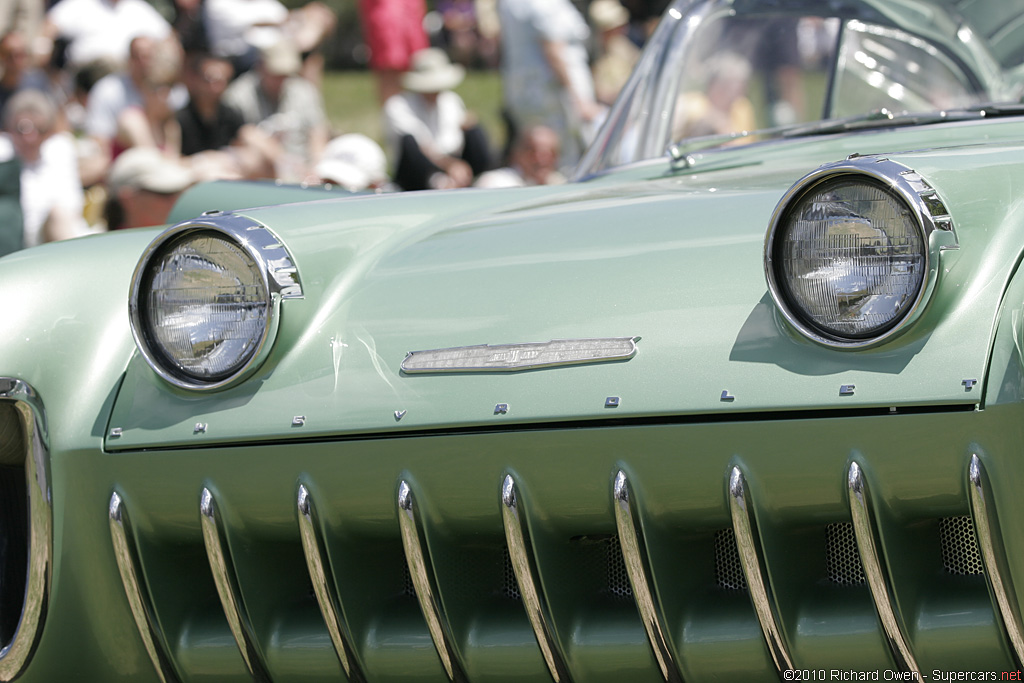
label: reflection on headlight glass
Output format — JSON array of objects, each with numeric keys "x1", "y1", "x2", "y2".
[
  {"x1": 147, "y1": 234, "x2": 267, "y2": 380},
  {"x1": 780, "y1": 179, "x2": 924, "y2": 338}
]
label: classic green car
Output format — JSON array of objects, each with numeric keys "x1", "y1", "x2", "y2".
[{"x1": 4, "y1": 0, "x2": 1024, "y2": 680}]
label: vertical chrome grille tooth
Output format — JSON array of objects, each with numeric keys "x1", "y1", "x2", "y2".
[
  {"x1": 846, "y1": 461, "x2": 920, "y2": 675},
  {"x1": 727, "y1": 466, "x2": 794, "y2": 672},
  {"x1": 0, "y1": 379, "x2": 51, "y2": 682},
  {"x1": 296, "y1": 483, "x2": 365, "y2": 681},
  {"x1": 612, "y1": 471, "x2": 683, "y2": 683},
  {"x1": 500, "y1": 474, "x2": 572, "y2": 683},
  {"x1": 397, "y1": 480, "x2": 466, "y2": 682},
  {"x1": 199, "y1": 487, "x2": 271, "y2": 682},
  {"x1": 968, "y1": 454, "x2": 1024, "y2": 666},
  {"x1": 109, "y1": 491, "x2": 180, "y2": 683}
]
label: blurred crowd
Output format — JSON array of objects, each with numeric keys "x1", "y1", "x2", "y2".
[{"x1": 0, "y1": 0, "x2": 667, "y2": 255}]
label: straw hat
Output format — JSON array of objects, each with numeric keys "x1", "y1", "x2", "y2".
[
  {"x1": 108, "y1": 148, "x2": 195, "y2": 195},
  {"x1": 590, "y1": 0, "x2": 629, "y2": 31},
  {"x1": 261, "y1": 39, "x2": 301, "y2": 76},
  {"x1": 402, "y1": 48, "x2": 465, "y2": 93}
]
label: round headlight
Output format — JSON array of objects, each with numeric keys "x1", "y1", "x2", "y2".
[
  {"x1": 130, "y1": 215, "x2": 301, "y2": 390},
  {"x1": 766, "y1": 158, "x2": 952, "y2": 347}
]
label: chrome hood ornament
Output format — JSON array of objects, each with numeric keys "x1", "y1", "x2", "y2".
[{"x1": 401, "y1": 337, "x2": 639, "y2": 374}]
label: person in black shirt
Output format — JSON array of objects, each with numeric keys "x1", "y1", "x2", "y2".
[{"x1": 176, "y1": 51, "x2": 275, "y2": 178}]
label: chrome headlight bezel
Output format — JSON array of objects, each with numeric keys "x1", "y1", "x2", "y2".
[
  {"x1": 764, "y1": 156, "x2": 957, "y2": 349},
  {"x1": 128, "y1": 212, "x2": 302, "y2": 391}
]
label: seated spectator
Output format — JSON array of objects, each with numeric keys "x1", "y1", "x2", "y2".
[
  {"x1": 383, "y1": 47, "x2": 492, "y2": 191},
  {"x1": 43, "y1": 0, "x2": 174, "y2": 71},
  {"x1": 314, "y1": 133, "x2": 392, "y2": 192},
  {"x1": 104, "y1": 146, "x2": 195, "y2": 229},
  {"x1": 475, "y1": 125, "x2": 564, "y2": 188},
  {"x1": 81, "y1": 35, "x2": 187, "y2": 186},
  {"x1": 222, "y1": 38, "x2": 329, "y2": 182},
  {"x1": 0, "y1": 31, "x2": 51, "y2": 116},
  {"x1": 116, "y1": 38, "x2": 184, "y2": 156},
  {"x1": 204, "y1": 0, "x2": 335, "y2": 82},
  {"x1": 176, "y1": 51, "x2": 276, "y2": 180},
  {"x1": 0, "y1": 89, "x2": 88, "y2": 247}
]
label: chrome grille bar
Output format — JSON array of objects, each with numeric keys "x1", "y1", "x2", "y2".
[
  {"x1": 612, "y1": 471, "x2": 683, "y2": 683},
  {"x1": 846, "y1": 461, "x2": 920, "y2": 674},
  {"x1": 500, "y1": 474, "x2": 571, "y2": 683},
  {"x1": 296, "y1": 483, "x2": 365, "y2": 681},
  {"x1": 727, "y1": 465, "x2": 793, "y2": 672},
  {"x1": 0, "y1": 379, "x2": 51, "y2": 682},
  {"x1": 199, "y1": 487, "x2": 271, "y2": 682},
  {"x1": 397, "y1": 480, "x2": 466, "y2": 682},
  {"x1": 109, "y1": 491, "x2": 179, "y2": 683},
  {"x1": 968, "y1": 454, "x2": 1024, "y2": 666}
]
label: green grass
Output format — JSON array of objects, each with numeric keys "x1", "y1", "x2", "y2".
[{"x1": 321, "y1": 70, "x2": 507, "y2": 153}]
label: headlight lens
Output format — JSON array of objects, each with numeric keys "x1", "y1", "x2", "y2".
[
  {"x1": 142, "y1": 231, "x2": 268, "y2": 382},
  {"x1": 765, "y1": 158, "x2": 953, "y2": 348},
  {"x1": 776, "y1": 177, "x2": 924, "y2": 339},
  {"x1": 130, "y1": 215, "x2": 300, "y2": 390}
]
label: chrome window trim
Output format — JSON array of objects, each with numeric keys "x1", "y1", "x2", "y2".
[
  {"x1": 296, "y1": 483, "x2": 364, "y2": 681},
  {"x1": 109, "y1": 491, "x2": 179, "y2": 683},
  {"x1": 199, "y1": 487, "x2": 271, "y2": 681},
  {"x1": 846, "y1": 461, "x2": 920, "y2": 674},
  {"x1": 612, "y1": 471, "x2": 683, "y2": 683},
  {"x1": 128, "y1": 213, "x2": 302, "y2": 392},
  {"x1": 500, "y1": 474, "x2": 571, "y2": 683},
  {"x1": 727, "y1": 466, "x2": 794, "y2": 672},
  {"x1": 397, "y1": 481, "x2": 466, "y2": 682},
  {"x1": 0, "y1": 379, "x2": 51, "y2": 682},
  {"x1": 764, "y1": 156, "x2": 957, "y2": 349},
  {"x1": 967, "y1": 454, "x2": 1024, "y2": 665}
]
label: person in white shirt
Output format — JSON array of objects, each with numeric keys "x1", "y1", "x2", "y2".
[
  {"x1": 43, "y1": 0, "x2": 172, "y2": 70},
  {"x1": 383, "y1": 47, "x2": 493, "y2": 190},
  {"x1": 1, "y1": 89, "x2": 88, "y2": 247}
]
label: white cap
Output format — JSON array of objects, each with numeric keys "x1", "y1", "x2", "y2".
[
  {"x1": 315, "y1": 134, "x2": 388, "y2": 191},
  {"x1": 108, "y1": 147, "x2": 195, "y2": 194}
]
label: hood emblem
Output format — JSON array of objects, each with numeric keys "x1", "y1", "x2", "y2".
[{"x1": 401, "y1": 337, "x2": 638, "y2": 374}]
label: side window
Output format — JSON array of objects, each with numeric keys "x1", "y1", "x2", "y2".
[{"x1": 831, "y1": 22, "x2": 981, "y2": 117}]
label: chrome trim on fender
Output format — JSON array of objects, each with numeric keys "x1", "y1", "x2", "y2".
[
  {"x1": 613, "y1": 471, "x2": 682, "y2": 683},
  {"x1": 199, "y1": 487, "x2": 270, "y2": 682},
  {"x1": 129, "y1": 213, "x2": 301, "y2": 392},
  {"x1": 0, "y1": 379, "x2": 51, "y2": 682},
  {"x1": 727, "y1": 466, "x2": 793, "y2": 672},
  {"x1": 109, "y1": 492, "x2": 179, "y2": 683},
  {"x1": 764, "y1": 156, "x2": 956, "y2": 349},
  {"x1": 846, "y1": 462, "x2": 920, "y2": 674},
  {"x1": 401, "y1": 337, "x2": 638, "y2": 374},
  {"x1": 296, "y1": 484, "x2": 364, "y2": 681},
  {"x1": 500, "y1": 474, "x2": 571, "y2": 683},
  {"x1": 397, "y1": 481, "x2": 465, "y2": 682},
  {"x1": 967, "y1": 454, "x2": 1024, "y2": 665}
]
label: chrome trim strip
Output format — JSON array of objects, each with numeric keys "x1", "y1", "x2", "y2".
[
  {"x1": 613, "y1": 471, "x2": 682, "y2": 683},
  {"x1": 0, "y1": 379, "x2": 51, "y2": 682},
  {"x1": 401, "y1": 337, "x2": 638, "y2": 374},
  {"x1": 968, "y1": 454, "x2": 1024, "y2": 665},
  {"x1": 199, "y1": 487, "x2": 270, "y2": 682},
  {"x1": 727, "y1": 466, "x2": 793, "y2": 672},
  {"x1": 764, "y1": 156, "x2": 956, "y2": 349},
  {"x1": 109, "y1": 492, "x2": 179, "y2": 683},
  {"x1": 500, "y1": 474, "x2": 571, "y2": 683},
  {"x1": 128, "y1": 213, "x2": 300, "y2": 392},
  {"x1": 296, "y1": 484, "x2": 364, "y2": 681},
  {"x1": 846, "y1": 462, "x2": 920, "y2": 674},
  {"x1": 397, "y1": 481, "x2": 465, "y2": 682}
]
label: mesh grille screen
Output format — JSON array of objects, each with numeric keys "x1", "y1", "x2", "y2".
[
  {"x1": 940, "y1": 516, "x2": 983, "y2": 575},
  {"x1": 501, "y1": 548, "x2": 521, "y2": 601},
  {"x1": 826, "y1": 522, "x2": 866, "y2": 586},
  {"x1": 715, "y1": 528, "x2": 747, "y2": 591}
]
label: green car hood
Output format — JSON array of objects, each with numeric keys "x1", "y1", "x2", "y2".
[{"x1": 12, "y1": 119, "x2": 1024, "y2": 450}]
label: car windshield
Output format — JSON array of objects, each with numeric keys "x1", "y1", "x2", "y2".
[{"x1": 576, "y1": 0, "x2": 1022, "y2": 177}]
